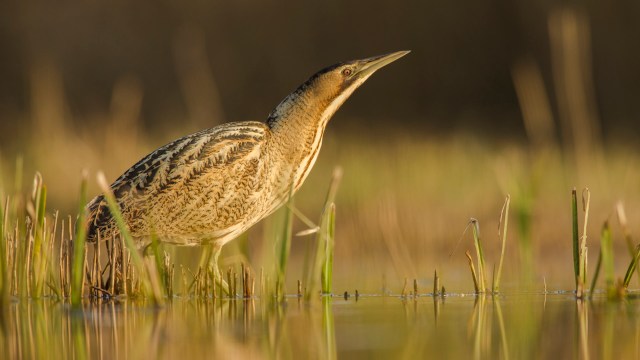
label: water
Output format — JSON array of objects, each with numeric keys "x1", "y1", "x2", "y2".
[{"x1": 2, "y1": 293, "x2": 639, "y2": 359}]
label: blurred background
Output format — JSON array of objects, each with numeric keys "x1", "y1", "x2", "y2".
[{"x1": 1, "y1": 0, "x2": 639, "y2": 292}]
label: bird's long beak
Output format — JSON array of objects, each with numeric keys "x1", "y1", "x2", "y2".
[{"x1": 355, "y1": 50, "x2": 410, "y2": 78}]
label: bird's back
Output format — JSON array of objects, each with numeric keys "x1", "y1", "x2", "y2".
[{"x1": 86, "y1": 121, "x2": 276, "y2": 248}]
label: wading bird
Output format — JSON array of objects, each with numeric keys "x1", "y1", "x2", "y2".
[{"x1": 86, "y1": 51, "x2": 409, "y2": 289}]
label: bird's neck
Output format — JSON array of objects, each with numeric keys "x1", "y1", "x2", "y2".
[
  {"x1": 267, "y1": 91, "x2": 335, "y2": 153},
  {"x1": 266, "y1": 91, "x2": 339, "y2": 188}
]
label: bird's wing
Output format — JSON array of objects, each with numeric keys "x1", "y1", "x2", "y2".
[{"x1": 86, "y1": 121, "x2": 270, "y2": 242}]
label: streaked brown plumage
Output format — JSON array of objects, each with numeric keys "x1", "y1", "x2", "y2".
[{"x1": 86, "y1": 51, "x2": 409, "y2": 255}]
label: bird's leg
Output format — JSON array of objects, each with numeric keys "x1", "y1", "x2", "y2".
[
  {"x1": 210, "y1": 243, "x2": 230, "y2": 296},
  {"x1": 287, "y1": 204, "x2": 320, "y2": 236},
  {"x1": 142, "y1": 242, "x2": 155, "y2": 257}
]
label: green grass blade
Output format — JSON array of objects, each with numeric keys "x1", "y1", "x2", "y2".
[
  {"x1": 623, "y1": 245, "x2": 640, "y2": 288},
  {"x1": 599, "y1": 221, "x2": 615, "y2": 298},
  {"x1": 321, "y1": 203, "x2": 335, "y2": 295},
  {"x1": 71, "y1": 172, "x2": 88, "y2": 306},
  {"x1": 589, "y1": 251, "x2": 602, "y2": 297}
]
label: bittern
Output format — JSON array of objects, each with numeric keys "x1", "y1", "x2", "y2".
[{"x1": 86, "y1": 50, "x2": 409, "y2": 288}]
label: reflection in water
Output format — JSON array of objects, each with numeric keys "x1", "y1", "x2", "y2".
[
  {"x1": 1, "y1": 294, "x2": 640, "y2": 358},
  {"x1": 577, "y1": 299, "x2": 589, "y2": 360},
  {"x1": 322, "y1": 297, "x2": 337, "y2": 360}
]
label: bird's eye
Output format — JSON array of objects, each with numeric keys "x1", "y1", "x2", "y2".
[{"x1": 342, "y1": 68, "x2": 352, "y2": 76}]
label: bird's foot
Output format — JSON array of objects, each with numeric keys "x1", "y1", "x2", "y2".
[
  {"x1": 213, "y1": 266, "x2": 230, "y2": 297},
  {"x1": 209, "y1": 245, "x2": 231, "y2": 297}
]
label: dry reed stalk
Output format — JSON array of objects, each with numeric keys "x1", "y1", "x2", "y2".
[
  {"x1": 511, "y1": 58, "x2": 555, "y2": 149},
  {"x1": 260, "y1": 267, "x2": 264, "y2": 299},
  {"x1": 81, "y1": 246, "x2": 88, "y2": 299},
  {"x1": 181, "y1": 265, "x2": 187, "y2": 297},
  {"x1": 25, "y1": 224, "x2": 33, "y2": 297},
  {"x1": 48, "y1": 212, "x2": 59, "y2": 296},
  {"x1": 579, "y1": 189, "x2": 590, "y2": 289},
  {"x1": 59, "y1": 218, "x2": 66, "y2": 297},
  {"x1": 12, "y1": 220, "x2": 18, "y2": 296},
  {"x1": 122, "y1": 236, "x2": 128, "y2": 297},
  {"x1": 243, "y1": 265, "x2": 252, "y2": 298},
  {"x1": 549, "y1": 8, "x2": 602, "y2": 169},
  {"x1": 97, "y1": 235, "x2": 102, "y2": 292},
  {"x1": 219, "y1": 270, "x2": 224, "y2": 299},
  {"x1": 233, "y1": 270, "x2": 238, "y2": 299},
  {"x1": 241, "y1": 263, "x2": 246, "y2": 297},
  {"x1": 164, "y1": 251, "x2": 173, "y2": 298},
  {"x1": 66, "y1": 216, "x2": 73, "y2": 297},
  {"x1": 109, "y1": 239, "x2": 117, "y2": 295},
  {"x1": 92, "y1": 242, "x2": 98, "y2": 297},
  {"x1": 227, "y1": 266, "x2": 235, "y2": 298}
]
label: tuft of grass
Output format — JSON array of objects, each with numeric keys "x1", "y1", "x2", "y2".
[
  {"x1": 618, "y1": 203, "x2": 640, "y2": 289},
  {"x1": 149, "y1": 232, "x2": 170, "y2": 299},
  {"x1": 571, "y1": 188, "x2": 579, "y2": 288},
  {"x1": 590, "y1": 221, "x2": 623, "y2": 300},
  {"x1": 96, "y1": 171, "x2": 164, "y2": 304},
  {"x1": 572, "y1": 188, "x2": 590, "y2": 297},
  {"x1": 304, "y1": 167, "x2": 342, "y2": 299},
  {"x1": 29, "y1": 173, "x2": 60, "y2": 299},
  {"x1": 598, "y1": 221, "x2": 617, "y2": 299},
  {"x1": 274, "y1": 192, "x2": 294, "y2": 299},
  {"x1": 470, "y1": 219, "x2": 487, "y2": 293},
  {"x1": 580, "y1": 189, "x2": 590, "y2": 290}
]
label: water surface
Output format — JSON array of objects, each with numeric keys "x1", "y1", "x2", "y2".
[{"x1": 2, "y1": 293, "x2": 639, "y2": 359}]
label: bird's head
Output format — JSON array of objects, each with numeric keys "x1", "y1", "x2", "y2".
[{"x1": 267, "y1": 50, "x2": 410, "y2": 128}]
